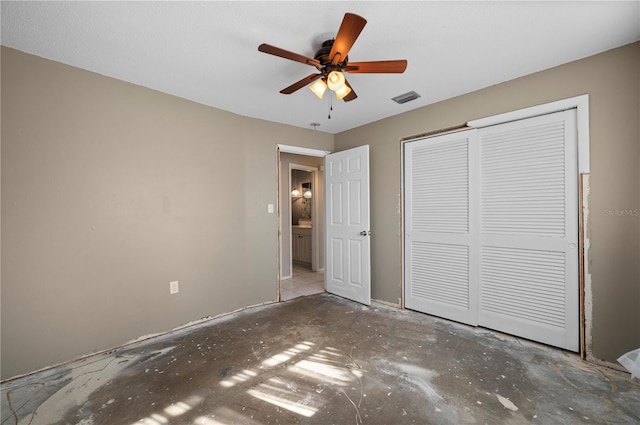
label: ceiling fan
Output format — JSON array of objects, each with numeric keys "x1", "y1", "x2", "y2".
[{"x1": 258, "y1": 13, "x2": 407, "y2": 102}]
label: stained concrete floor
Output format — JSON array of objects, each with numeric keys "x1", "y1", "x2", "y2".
[{"x1": 2, "y1": 294, "x2": 639, "y2": 425}]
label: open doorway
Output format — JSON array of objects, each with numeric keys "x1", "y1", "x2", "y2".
[
  {"x1": 278, "y1": 146, "x2": 328, "y2": 301},
  {"x1": 290, "y1": 167, "x2": 316, "y2": 270}
]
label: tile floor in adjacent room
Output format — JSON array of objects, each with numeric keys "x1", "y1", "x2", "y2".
[
  {"x1": 280, "y1": 262, "x2": 324, "y2": 301},
  {"x1": 2, "y1": 294, "x2": 639, "y2": 425}
]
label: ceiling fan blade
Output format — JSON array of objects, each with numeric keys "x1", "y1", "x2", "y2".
[
  {"x1": 329, "y1": 13, "x2": 367, "y2": 65},
  {"x1": 345, "y1": 60, "x2": 408, "y2": 74},
  {"x1": 280, "y1": 73, "x2": 322, "y2": 94},
  {"x1": 342, "y1": 79, "x2": 358, "y2": 102},
  {"x1": 259, "y1": 44, "x2": 321, "y2": 68}
]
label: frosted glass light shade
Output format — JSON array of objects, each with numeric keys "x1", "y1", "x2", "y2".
[
  {"x1": 334, "y1": 84, "x2": 352, "y2": 100},
  {"x1": 309, "y1": 79, "x2": 327, "y2": 99},
  {"x1": 291, "y1": 188, "x2": 301, "y2": 197},
  {"x1": 326, "y1": 71, "x2": 346, "y2": 91},
  {"x1": 303, "y1": 190, "x2": 312, "y2": 199}
]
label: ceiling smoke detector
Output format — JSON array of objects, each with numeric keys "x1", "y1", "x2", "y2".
[{"x1": 392, "y1": 91, "x2": 421, "y2": 104}]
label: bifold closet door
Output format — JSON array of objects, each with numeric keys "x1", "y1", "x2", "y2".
[
  {"x1": 404, "y1": 130, "x2": 479, "y2": 326},
  {"x1": 404, "y1": 109, "x2": 579, "y2": 351},
  {"x1": 477, "y1": 110, "x2": 579, "y2": 351}
]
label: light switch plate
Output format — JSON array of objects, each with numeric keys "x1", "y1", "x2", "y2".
[
  {"x1": 268, "y1": 203, "x2": 274, "y2": 214},
  {"x1": 170, "y1": 281, "x2": 179, "y2": 294}
]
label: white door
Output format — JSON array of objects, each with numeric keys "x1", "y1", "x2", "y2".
[
  {"x1": 404, "y1": 110, "x2": 579, "y2": 351},
  {"x1": 404, "y1": 130, "x2": 479, "y2": 325},
  {"x1": 325, "y1": 145, "x2": 371, "y2": 305},
  {"x1": 477, "y1": 110, "x2": 579, "y2": 351}
]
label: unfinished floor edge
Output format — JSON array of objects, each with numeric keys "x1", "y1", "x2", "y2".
[{"x1": 0, "y1": 299, "x2": 281, "y2": 384}]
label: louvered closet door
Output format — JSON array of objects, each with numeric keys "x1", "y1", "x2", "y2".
[
  {"x1": 404, "y1": 130, "x2": 479, "y2": 325},
  {"x1": 478, "y1": 110, "x2": 579, "y2": 351}
]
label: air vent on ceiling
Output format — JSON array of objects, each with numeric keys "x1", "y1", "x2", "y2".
[{"x1": 392, "y1": 91, "x2": 421, "y2": 104}]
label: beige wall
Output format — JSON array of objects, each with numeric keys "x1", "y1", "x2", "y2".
[
  {"x1": 0, "y1": 47, "x2": 333, "y2": 379},
  {"x1": 335, "y1": 42, "x2": 640, "y2": 364},
  {"x1": 2, "y1": 42, "x2": 638, "y2": 379}
]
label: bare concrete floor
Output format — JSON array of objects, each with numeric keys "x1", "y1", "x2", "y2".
[{"x1": 2, "y1": 293, "x2": 639, "y2": 425}]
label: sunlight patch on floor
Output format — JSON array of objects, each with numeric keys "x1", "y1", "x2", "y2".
[
  {"x1": 131, "y1": 340, "x2": 362, "y2": 423},
  {"x1": 246, "y1": 388, "x2": 317, "y2": 417},
  {"x1": 194, "y1": 406, "x2": 265, "y2": 425},
  {"x1": 220, "y1": 342, "x2": 314, "y2": 387},
  {"x1": 219, "y1": 369, "x2": 257, "y2": 388},
  {"x1": 131, "y1": 395, "x2": 202, "y2": 425},
  {"x1": 292, "y1": 359, "x2": 359, "y2": 383}
]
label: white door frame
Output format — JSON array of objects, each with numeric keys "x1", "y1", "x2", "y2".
[
  {"x1": 276, "y1": 145, "x2": 330, "y2": 300},
  {"x1": 278, "y1": 145, "x2": 331, "y2": 158}
]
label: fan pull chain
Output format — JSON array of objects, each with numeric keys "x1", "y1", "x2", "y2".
[{"x1": 328, "y1": 94, "x2": 333, "y2": 119}]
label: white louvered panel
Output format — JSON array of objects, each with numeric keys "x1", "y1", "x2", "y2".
[
  {"x1": 404, "y1": 129, "x2": 478, "y2": 326},
  {"x1": 410, "y1": 242, "x2": 469, "y2": 309},
  {"x1": 477, "y1": 110, "x2": 579, "y2": 352},
  {"x1": 481, "y1": 120, "x2": 566, "y2": 236},
  {"x1": 411, "y1": 139, "x2": 469, "y2": 233},
  {"x1": 405, "y1": 111, "x2": 578, "y2": 351},
  {"x1": 481, "y1": 246, "x2": 566, "y2": 328}
]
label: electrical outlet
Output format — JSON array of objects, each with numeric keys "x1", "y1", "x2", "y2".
[
  {"x1": 170, "y1": 281, "x2": 179, "y2": 295},
  {"x1": 267, "y1": 203, "x2": 274, "y2": 214}
]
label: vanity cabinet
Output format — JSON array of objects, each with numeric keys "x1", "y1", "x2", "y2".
[{"x1": 292, "y1": 226, "x2": 312, "y2": 264}]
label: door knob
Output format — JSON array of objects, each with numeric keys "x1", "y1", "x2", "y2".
[{"x1": 360, "y1": 230, "x2": 371, "y2": 236}]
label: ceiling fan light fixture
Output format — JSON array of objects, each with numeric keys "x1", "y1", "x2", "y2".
[
  {"x1": 309, "y1": 79, "x2": 327, "y2": 99},
  {"x1": 258, "y1": 13, "x2": 407, "y2": 104},
  {"x1": 326, "y1": 71, "x2": 346, "y2": 91},
  {"x1": 334, "y1": 84, "x2": 352, "y2": 100}
]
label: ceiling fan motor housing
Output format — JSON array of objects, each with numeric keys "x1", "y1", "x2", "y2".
[{"x1": 314, "y1": 40, "x2": 348, "y2": 69}]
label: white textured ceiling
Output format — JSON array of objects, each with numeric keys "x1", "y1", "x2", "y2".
[{"x1": 2, "y1": 1, "x2": 639, "y2": 134}]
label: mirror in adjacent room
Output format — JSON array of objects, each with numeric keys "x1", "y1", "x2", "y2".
[{"x1": 291, "y1": 170, "x2": 312, "y2": 227}]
